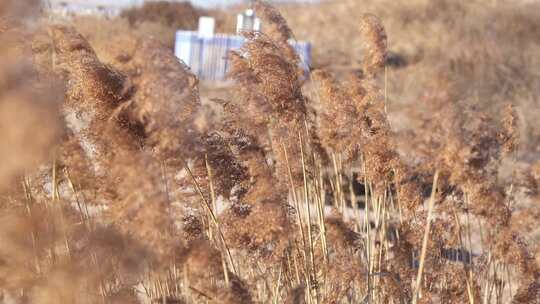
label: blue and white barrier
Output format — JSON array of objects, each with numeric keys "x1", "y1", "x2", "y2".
[{"x1": 174, "y1": 30, "x2": 312, "y2": 81}]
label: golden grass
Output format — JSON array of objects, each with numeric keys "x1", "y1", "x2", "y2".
[{"x1": 1, "y1": 0, "x2": 540, "y2": 303}]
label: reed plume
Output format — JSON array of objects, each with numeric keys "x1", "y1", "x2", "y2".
[
  {"x1": 1, "y1": 0, "x2": 539, "y2": 303},
  {"x1": 359, "y1": 14, "x2": 387, "y2": 77}
]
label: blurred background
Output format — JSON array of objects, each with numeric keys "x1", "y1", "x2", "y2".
[
  {"x1": 47, "y1": 0, "x2": 540, "y2": 162},
  {"x1": 50, "y1": 0, "x2": 540, "y2": 161}
]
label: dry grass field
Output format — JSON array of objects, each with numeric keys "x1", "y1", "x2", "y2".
[{"x1": 2, "y1": 0, "x2": 540, "y2": 303}]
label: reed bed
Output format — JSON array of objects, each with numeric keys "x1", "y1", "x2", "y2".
[{"x1": 1, "y1": 0, "x2": 539, "y2": 303}]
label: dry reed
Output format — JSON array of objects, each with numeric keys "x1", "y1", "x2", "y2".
[{"x1": 1, "y1": 0, "x2": 539, "y2": 303}]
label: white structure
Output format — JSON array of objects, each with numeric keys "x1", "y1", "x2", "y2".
[
  {"x1": 198, "y1": 16, "x2": 216, "y2": 38},
  {"x1": 175, "y1": 16, "x2": 312, "y2": 81},
  {"x1": 236, "y1": 9, "x2": 261, "y2": 34}
]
